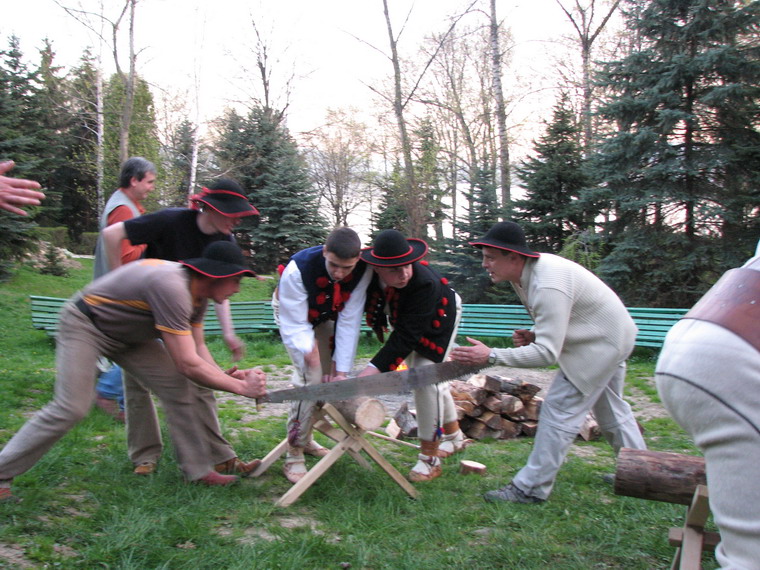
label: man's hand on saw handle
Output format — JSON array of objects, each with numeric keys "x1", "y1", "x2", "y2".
[{"x1": 226, "y1": 366, "x2": 267, "y2": 399}]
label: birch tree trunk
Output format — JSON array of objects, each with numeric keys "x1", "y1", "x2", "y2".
[
  {"x1": 382, "y1": 0, "x2": 423, "y2": 237},
  {"x1": 489, "y1": 0, "x2": 511, "y2": 217}
]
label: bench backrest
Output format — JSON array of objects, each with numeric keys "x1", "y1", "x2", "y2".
[{"x1": 29, "y1": 295, "x2": 689, "y2": 349}]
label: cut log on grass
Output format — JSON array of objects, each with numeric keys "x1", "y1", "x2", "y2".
[
  {"x1": 523, "y1": 397, "x2": 543, "y2": 421},
  {"x1": 466, "y1": 421, "x2": 502, "y2": 440},
  {"x1": 500, "y1": 394, "x2": 528, "y2": 420},
  {"x1": 467, "y1": 374, "x2": 503, "y2": 393},
  {"x1": 459, "y1": 460, "x2": 487, "y2": 475},
  {"x1": 332, "y1": 397, "x2": 387, "y2": 431},
  {"x1": 385, "y1": 418, "x2": 402, "y2": 439},
  {"x1": 497, "y1": 418, "x2": 521, "y2": 439},
  {"x1": 520, "y1": 420, "x2": 538, "y2": 437},
  {"x1": 577, "y1": 414, "x2": 601, "y2": 441},
  {"x1": 614, "y1": 448, "x2": 706, "y2": 505},
  {"x1": 488, "y1": 375, "x2": 541, "y2": 401},
  {"x1": 393, "y1": 402, "x2": 418, "y2": 438},
  {"x1": 456, "y1": 400, "x2": 478, "y2": 416},
  {"x1": 449, "y1": 380, "x2": 489, "y2": 404},
  {"x1": 481, "y1": 394, "x2": 503, "y2": 414}
]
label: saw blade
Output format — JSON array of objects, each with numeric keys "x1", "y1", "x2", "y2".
[{"x1": 262, "y1": 360, "x2": 484, "y2": 403}]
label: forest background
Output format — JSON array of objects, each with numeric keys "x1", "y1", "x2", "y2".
[{"x1": 1, "y1": 0, "x2": 758, "y2": 308}]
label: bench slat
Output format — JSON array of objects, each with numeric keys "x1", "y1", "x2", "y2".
[{"x1": 29, "y1": 295, "x2": 688, "y2": 348}]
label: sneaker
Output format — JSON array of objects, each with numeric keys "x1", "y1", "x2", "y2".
[
  {"x1": 214, "y1": 457, "x2": 262, "y2": 478},
  {"x1": 408, "y1": 454, "x2": 442, "y2": 482},
  {"x1": 484, "y1": 482, "x2": 545, "y2": 504},
  {"x1": 0, "y1": 487, "x2": 19, "y2": 503},
  {"x1": 95, "y1": 396, "x2": 125, "y2": 423},
  {"x1": 133, "y1": 462, "x2": 157, "y2": 476},
  {"x1": 437, "y1": 430, "x2": 473, "y2": 458},
  {"x1": 303, "y1": 440, "x2": 329, "y2": 458},
  {"x1": 195, "y1": 471, "x2": 240, "y2": 486},
  {"x1": 283, "y1": 455, "x2": 307, "y2": 484}
]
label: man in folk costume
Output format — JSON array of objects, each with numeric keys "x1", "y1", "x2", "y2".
[
  {"x1": 357, "y1": 229, "x2": 471, "y2": 482},
  {"x1": 273, "y1": 227, "x2": 373, "y2": 483}
]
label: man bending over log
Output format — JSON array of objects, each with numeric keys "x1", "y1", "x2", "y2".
[
  {"x1": 655, "y1": 245, "x2": 760, "y2": 568},
  {"x1": 451, "y1": 221, "x2": 646, "y2": 504},
  {"x1": 357, "y1": 230, "x2": 472, "y2": 482},
  {"x1": 0, "y1": 241, "x2": 267, "y2": 503},
  {"x1": 273, "y1": 227, "x2": 372, "y2": 483}
]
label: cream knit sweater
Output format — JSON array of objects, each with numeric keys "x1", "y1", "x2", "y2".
[{"x1": 492, "y1": 253, "x2": 637, "y2": 396}]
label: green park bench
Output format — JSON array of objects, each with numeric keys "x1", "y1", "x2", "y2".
[
  {"x1": 30, "y1": 295, "x2": 688, "y2": 349},
  {"x1": 29, "y1": 296, "x2": 278, "y2": 339}
]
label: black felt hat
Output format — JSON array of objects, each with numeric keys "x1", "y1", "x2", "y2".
[
  {"x1": 469, "y1": 221, "x2": 540, "y2": 258},
  {"x1": 193, "y1": 178, "x2": 259, "y2": 216},
  {"x1": 360, "y1": 229, "x2": 428, "y2": 267},
  {"x1": 181, "y1": 241, "x2": 255, "y2": 278}
]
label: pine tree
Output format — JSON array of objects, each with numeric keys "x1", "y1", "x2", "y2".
[
  {"x1": 0, "y1": 37, "x2": 48, "y2": 277},
  {"x1": 58, "y1": 50, "x2": 101, "y2": 239},
  {"x1": 214, "y1": 106, "x2": 328, "y2": 272},
  {"x1": 590, "y1": 0, "x2": 760, "y2": 306},
  {"x1": 371, "y1": 163, "x2": 413, "y2": 238},
  {"x1": 513, "y1": 92, "x2": 592, "y2": 252},
  {"x1": 435, "y1": 162, "x2": 510, "y2": 304}
]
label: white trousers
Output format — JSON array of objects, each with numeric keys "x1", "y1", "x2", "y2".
[
  {"x1": 405, "y1": 293, "x2": 463, "y2": 441},
  {"x1": 512, "y1": 363, "x2": 646, "y2": 500},
  {"x1": 656, "y1": 320, "x2": 760, "y2": 570}
]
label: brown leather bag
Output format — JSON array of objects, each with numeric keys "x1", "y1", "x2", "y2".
[{"x1": 684, "y1": 262, "x2": 760, "y2": 352}]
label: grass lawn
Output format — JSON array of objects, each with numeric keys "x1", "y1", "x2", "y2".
[{"x1": 0, "y1": 258, "x2": 713, "y2": 569}]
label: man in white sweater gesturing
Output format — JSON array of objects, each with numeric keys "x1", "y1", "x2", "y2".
[{"x1": 450, "y1": 221, "x2": 646, "y2": 504}]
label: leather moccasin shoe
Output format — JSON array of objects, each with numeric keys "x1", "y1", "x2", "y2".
[
  {"x1": 133, "y1": 462, "x2": 156, "y2": 476},
  {"x1": 196, "y1": 472, "x2": 240, "y2": 486},
  {"x1": 484, "y1": 482, "x2": 544, "y2": 504},
  {"x1": 214, "y1": 457, "x2": 262, "y2": 478},
  {"x1": 437, "y1": 430, "x2": 474, "y2": 458},
  {"x1": 408, "y1": 454, "x2": 442, "y2": 483},
  {"x1": 303, "y1": 441, "x2": 329, "y2": 458},
  {"x1": 283, "y1": 456, "x2": 307, "y2": 484}
]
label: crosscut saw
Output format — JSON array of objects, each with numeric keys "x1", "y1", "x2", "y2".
[{"x1": 261, "y1": 360, "x2": 484, "y2": 403}]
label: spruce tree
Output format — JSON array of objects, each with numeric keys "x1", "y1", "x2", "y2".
[
  {"x1": 513, "y1": 92, "x2": 592, "y2": 253},
  {"x1": 0, "y1": 37, "x2": 48, "y2": 277},
  {"x1": 590, "y1": 0, "x2": 760, "y2": 306},
  {"x1": 214, "y1": 106, "x2": 327, "y2": 272}
]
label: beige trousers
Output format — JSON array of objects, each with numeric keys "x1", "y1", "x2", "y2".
[{"x1": 0, "y1": 301, "x2": 216, "y2": 481}]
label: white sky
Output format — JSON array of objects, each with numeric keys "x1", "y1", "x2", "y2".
[{"x1": 5, "y1": 0, "x2": 578, "y2": 150}]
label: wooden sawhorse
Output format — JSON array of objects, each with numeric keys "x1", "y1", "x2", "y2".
[
  {"x1": 668, "y1": 485, "x2": 721, "y2": 569},
  {"x1": 251, "y1": 403, "x2": 419, "y2": 507}
]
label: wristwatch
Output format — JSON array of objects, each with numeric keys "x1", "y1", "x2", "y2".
[{"x1": 488, "y1": 349, "x2": 497, "y2": 365}]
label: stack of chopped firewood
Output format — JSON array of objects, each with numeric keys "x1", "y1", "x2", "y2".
[{"x1": 385, "y1": 373, "x2": 600, "y2": 442}]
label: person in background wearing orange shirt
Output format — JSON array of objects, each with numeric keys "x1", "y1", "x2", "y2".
[{"x1": 91, "y1": 157, "x2": 157, "y2": 421}]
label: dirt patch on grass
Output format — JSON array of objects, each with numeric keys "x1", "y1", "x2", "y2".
[{"x1": 0, "y1": 544, "x2": 35, "y2": 569}]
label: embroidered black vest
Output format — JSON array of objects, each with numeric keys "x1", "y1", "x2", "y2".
[
  {"x1": 365, "y1": 260, "x2": 458, "y2": 371},
  {"x1": 291, "y1": 245, "x2": 367, "y2": 329}
]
